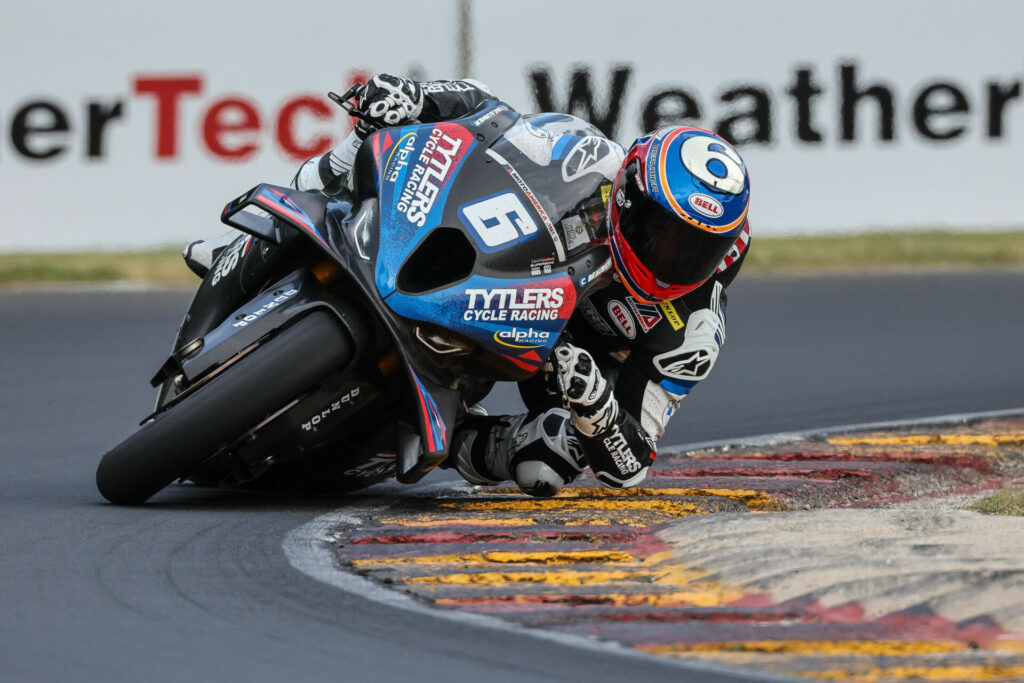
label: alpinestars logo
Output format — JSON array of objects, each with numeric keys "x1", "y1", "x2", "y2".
[
  {"x1": 655, "y1": 350, "x2": 711, "y2": 380},
  {"x1": 560, "y1": 136, "x2": 619, "y2": 183}
]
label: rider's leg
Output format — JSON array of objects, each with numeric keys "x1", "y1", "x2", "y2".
[
  {"x1": 182, "y1": 231, "x2": 240, "y2": 278},
  {"x1": 450, "y1": 408, "x2": 584, "y2": 498},
  {"x1": 184, "y1": 129, "x2": 364, "y2": 278}
]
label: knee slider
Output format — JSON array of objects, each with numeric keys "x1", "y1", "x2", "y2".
[
  {"x1": 510, "y1": 408, "x2": 584, "y2": 482},
  {"x1": 514, "y1": 461, "x2": 565, "y2": 498}
]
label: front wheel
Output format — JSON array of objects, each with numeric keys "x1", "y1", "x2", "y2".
[{"x1": 96, "y1": 311, "x2": 353, "y2": 505}]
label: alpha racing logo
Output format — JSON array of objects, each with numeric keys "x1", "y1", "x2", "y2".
[
  {"x1": 396, "y1": 127, "x2": 464, "y2": 227},
  {"x1": 384, "y1": 132, "x2": 417, "y2": 183},
  {"x1": 464, "y1": 288, "x2": 565, "y2": 322},
  {"x1": 493, "y1": 327, "x2": 551, "y2": 349}
]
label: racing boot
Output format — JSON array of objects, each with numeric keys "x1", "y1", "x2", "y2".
[{"x1": 450, "y1": 409, "x2": 584, "y2": 497}]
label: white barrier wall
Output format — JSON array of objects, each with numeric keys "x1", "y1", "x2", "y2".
[{"x1": 1, "y1": 0, "x2": 1021, "y2": 250}]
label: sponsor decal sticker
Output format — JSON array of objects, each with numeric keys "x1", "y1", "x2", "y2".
[
  {"x1": 646, "y1": 139, "x2": 662, "y2": 195},
  {"x1": 579, "y1": 256, "x2": 612, "y2": 287},
  {"x1": 627, "y1": 296, "x2": 663, "y2": 333},
  {"x1": 689, "y1": 192, "x2": 724, "y2": 219},
  {"x1": 395, "y1": 127, "x2": 466, "y2": 227},
  {"x1": 471, "y1": 104, "x2": 509, "y2": 127},
  {"x1": 600, "y1": 183, "x2": 612, "y2": 206},
  {"x1": 561, "y1": 215, "x2": 590, "y2": 251},
  {"x1": 464, "y1": 287, "x2": 566, "y2": 322},
  {"x1": 493, "y1": 327, "x2": 551, "y2": 349},
  {"x1": 530, "y1": 256, "x2": 555, "y2": 276},
  {"x1": 607, "y1": 299, "x2": 636, "y2": 338},
  {"x1": 658, "y1": 299, "x2": 685, "y2": 331},
  {"x1": 383, "y1": 132, "x2": 417, "y2": 183}
]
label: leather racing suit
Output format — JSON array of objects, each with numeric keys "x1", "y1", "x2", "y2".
[{"x1": 291, "y1": 79, "x2": 750, "y2": 494}]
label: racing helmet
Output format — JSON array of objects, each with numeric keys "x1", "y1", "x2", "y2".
[{"x1": 608, "y1": 126, "x2": 750, "y2": 303}]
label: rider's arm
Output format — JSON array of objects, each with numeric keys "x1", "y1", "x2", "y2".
[
  {"x1": 292, "y1": 76, "x2": 498, "y2": 194},
  {"x1": 558, "y1": 227, "x2": 750, "y2": 489},
  {"x1": 419, "y1": 79, "x2": 496, "y2": 121}
]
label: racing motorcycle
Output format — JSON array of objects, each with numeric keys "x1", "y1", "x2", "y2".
[{"x1": 95, "y1": 89, "x2": 615, "y2": 504}]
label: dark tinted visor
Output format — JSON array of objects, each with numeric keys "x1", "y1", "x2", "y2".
[{"x1": 618, "y1": 161, "x2": 736, "y2": 286}]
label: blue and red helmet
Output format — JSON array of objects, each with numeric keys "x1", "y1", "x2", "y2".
[{"x1": 608, "y1": 126, "x2": 750, "y2": 303}]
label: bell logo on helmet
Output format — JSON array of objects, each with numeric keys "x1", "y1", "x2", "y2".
[
  {"x1": 689, "y1": 193, "x2": 723, "y2": 218},
  {"x1": 607, "y1": 300, "x2": 636, "y2": 339}
]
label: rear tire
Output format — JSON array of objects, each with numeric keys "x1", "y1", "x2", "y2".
[{"x1": 96, "y1": 311, "x2": 352, "y2": 505}]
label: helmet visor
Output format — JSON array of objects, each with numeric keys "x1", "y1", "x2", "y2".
[{"x1": 618, "y1": 162, "x2": 737, "y2": 287}]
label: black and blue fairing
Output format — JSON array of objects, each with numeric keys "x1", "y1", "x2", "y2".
[{"x1": 216, "y1": 100, "x2": 614, "y2": 481}]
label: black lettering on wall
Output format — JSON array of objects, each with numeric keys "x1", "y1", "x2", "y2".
[
  {"x1": 839, "y1": 63, "x2": 895, "y2": 141},
  {"x1": 787, "y1": 67, "x2": 824, "y2": 143},
  {"x1": 912, "y1": 83, "x2": 970, "y2": 141},
  {"x1": 86, "y1": 100, "x2": 124, "y2": 158},
  {"x1": 716, "y1": 87, "x2": 772, "y2": 144},
  {"x1": 987, "y1": 80, "x2": 1021, "y2": 138},
  {"x1": 640, "y1": 89, "x2": 702, "y2": 132},
  {"x1": 11, "y1": 101, "x2": 70, "y2": 160},
  {"x1": 528, "y1": 65, "x2": 632, "y2": 139}
]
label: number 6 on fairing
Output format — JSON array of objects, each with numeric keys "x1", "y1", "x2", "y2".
[{"x1": 458, "y1": 191, "x2": 538, "y2": 252}]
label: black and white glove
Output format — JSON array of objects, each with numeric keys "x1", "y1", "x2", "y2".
[
  {"x1": 552, "y1": 344, "x2": 617, "y2": 438},
  {"x1": 359, "y1": 74, "x2": 424, "y2": 129}
]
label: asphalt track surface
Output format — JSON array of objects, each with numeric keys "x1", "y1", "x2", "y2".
[{"x1": 2, "y1": 271, "x2": 1023, "y2": 682}]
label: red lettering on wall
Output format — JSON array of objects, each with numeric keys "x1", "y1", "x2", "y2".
[
  {"x1": 276, "y1": 96, "x2": 333, "y2": 161},
  {"x1": 202, "y1": 97, "x2": 261, "y2": 160},
  {"x1": 133, "y1": 75, "x2": 203, "y2": 159}
]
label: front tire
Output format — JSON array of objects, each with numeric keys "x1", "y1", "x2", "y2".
[{"x1": 96, "y1": 311, "x2": 352, "y2": 505}]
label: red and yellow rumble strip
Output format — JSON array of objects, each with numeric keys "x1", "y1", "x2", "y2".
[{"x1": 333, "y1": 417, "x2": 1024, "y2": 681}]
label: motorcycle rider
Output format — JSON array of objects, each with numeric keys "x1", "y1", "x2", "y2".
[{"x1": 191, "y1": 74, "x2": 751, "y2": 497}]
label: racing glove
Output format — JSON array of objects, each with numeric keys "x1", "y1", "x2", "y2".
[
  {"x1": 553, "y1": 344, "x2": 617, "y2": 437},
  {"x1": 359, "y1": 74, "x2": 424, "y2": 129},
  {"x1": 293, "y1": 72, "x2": 422, "y2": 194},
  {"x1": 552, "y1": 343, "x2": 656, "y2": 489}
]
